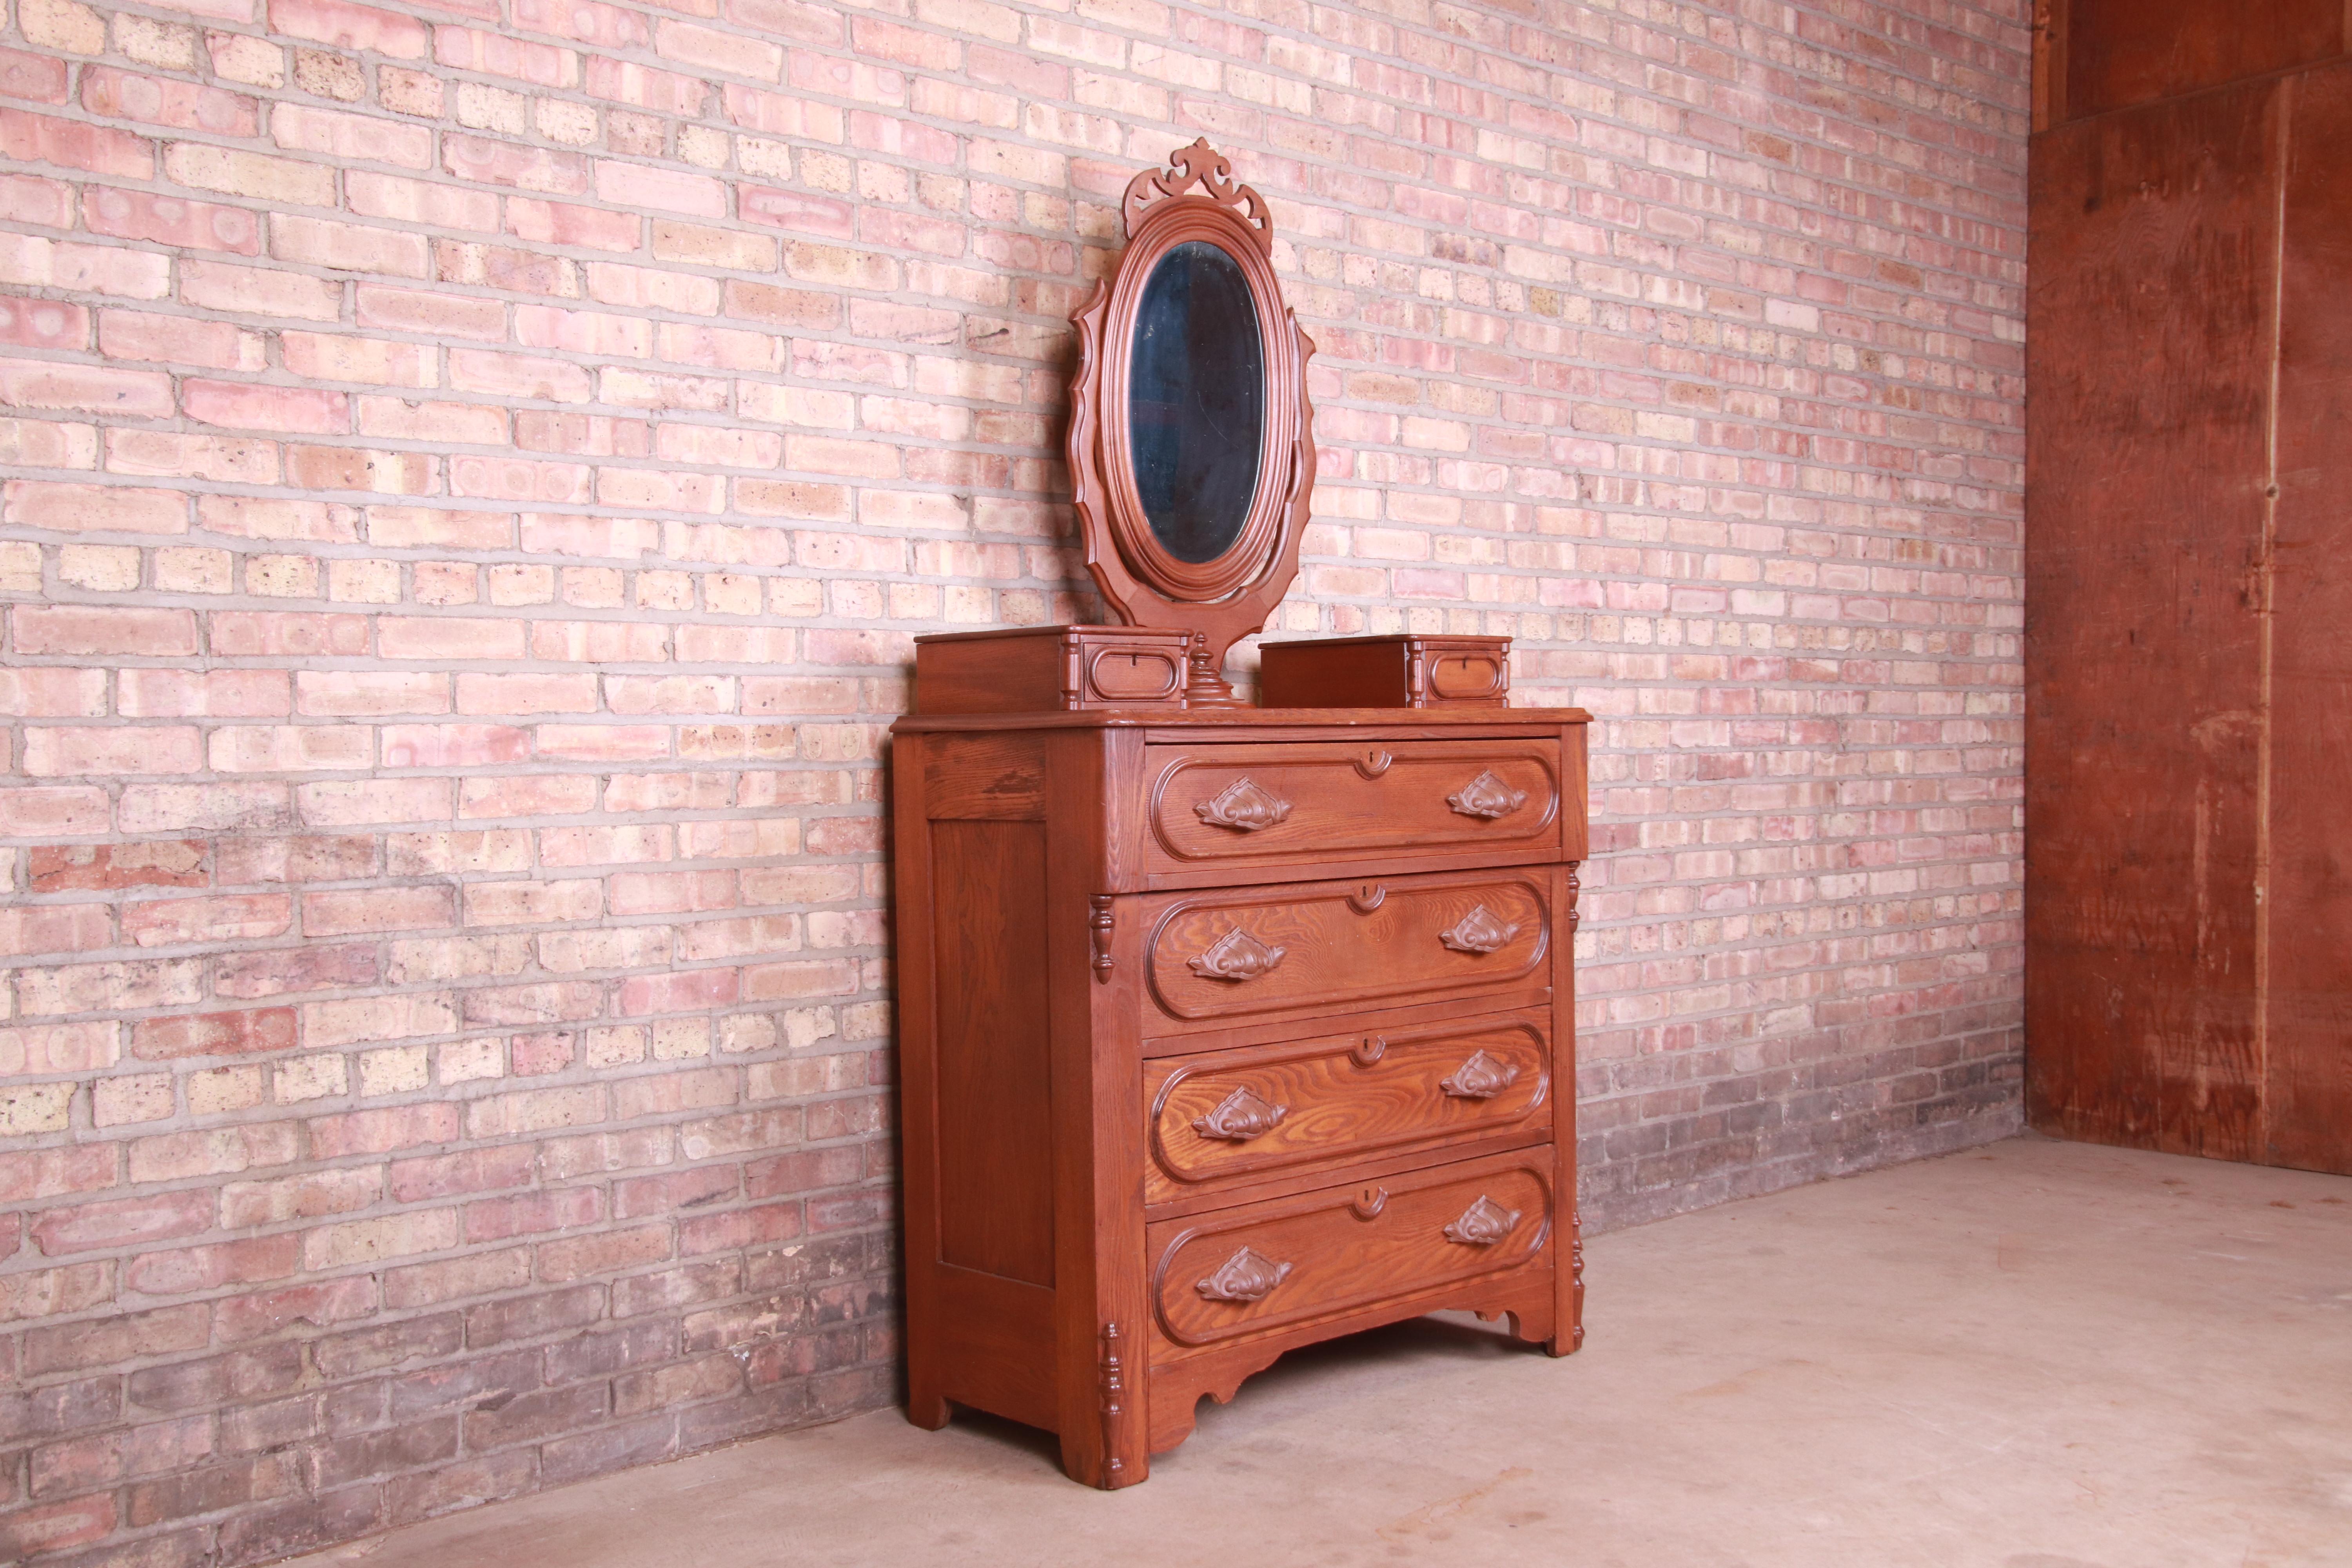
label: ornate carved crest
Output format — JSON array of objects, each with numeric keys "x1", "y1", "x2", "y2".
[
  {"x1": 1191, "y1": 1086, "x2": 1287, "y2": 1142},
  {"x1": 1122, "y1": 137, "x2": 1273, "y2": 255},
  {"x1": 1187, "y1": 925, "x2": 1287, "y2": 982},
  {"x1": 1195, "y1": 1245, "x2": 1293, "y2": 1302},
  {"x1": 1439, "y1": 1049, "x2": 1521, "y2": 1100},
  {"x1": 1447, "y1": 771, "x2": 1528, "y2": 820},
  {"x1": 1194, "y1": 777, "x2": 1292, "y2": 832},
  {"x1": 1443, "y1": 1194, "x2": 1521, "y2": 1247},
  {"x1": 1439, "y1": 904, "x2": 1520, "y2": 955}
]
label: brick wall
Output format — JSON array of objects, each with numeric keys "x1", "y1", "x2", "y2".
[{"x1": 0, "y1": 0, "x2": 2028, "y2": 1559}]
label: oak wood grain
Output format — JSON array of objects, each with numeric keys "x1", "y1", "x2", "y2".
[
  {"x1": 1143, "y1": 869, "x2": 1550, "y2": 1029},
  {"x1": 1142, "y1": 739, "x2": 1561, "y2": 873},
  {"x1": 1257, "y1": 634, "x2": 1512, "y2": 708},
  {"x1": 1146, "y1": 1155, "x2": 1552, "y2": 1348},
  {"x1": 1142, "y1": 1008, "x2": 1552, "y2": 1204}
]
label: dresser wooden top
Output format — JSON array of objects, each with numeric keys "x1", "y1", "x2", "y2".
[{"x1": 891, "y1": 705, "x2": 1592, "y2": 735}]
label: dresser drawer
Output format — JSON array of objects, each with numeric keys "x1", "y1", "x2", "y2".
[
  {"x1": 1143, "y1": 867, "x2": 1550, "y2": 1028},
  {"x1": 1142, "y1": 739, "x2": 1561, "y2": 873},
  {"x1": 1148, "y1": 1153, "x2": 1552, "y2": 1349},
  {"x1": 1143, "y1": 1009, "x2": 1550, "y2": 1205}
]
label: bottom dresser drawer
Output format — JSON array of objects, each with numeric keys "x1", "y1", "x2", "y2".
[{"x1": 1147, "y1": 1153, "x2": 1552, "y2": 1350}]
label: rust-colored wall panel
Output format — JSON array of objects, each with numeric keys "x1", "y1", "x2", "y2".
[
  {"x1": 2024, "y1": 83, "x2": 2283, "y2": 1158},
  {"x1": 2062, "y1": 0, "x2": 2344, "y2": 119},
  {"x1": 2264, "y1": 60, "x2": 2352, "y2": 1174}
]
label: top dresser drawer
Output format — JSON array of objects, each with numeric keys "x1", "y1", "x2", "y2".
[{"x1": 1142, "y1": 739, "x2": 1562, "y2": 874}]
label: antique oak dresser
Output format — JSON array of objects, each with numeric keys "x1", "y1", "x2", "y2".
[{"x1": 889, "y1": 143, "x2": 1591, "y2": 1489}]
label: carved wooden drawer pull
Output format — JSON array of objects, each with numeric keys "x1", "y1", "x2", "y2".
[
  {"x1": 1195, "y1": 776, "x2": 1292, "y2": 832},
  {"x1": 1187, "y1": 926, "x2": 1287, "y2": 982},
  {"x1": 1439, "y1": 1049, "x2": 1520, "y2": 1100},
  {"x1": 1439, "y1": 904, "x2": 1520, "y2": 955},
  {"x1": 1447, "y1": 770, "x2": 1528, "y2": 820},
  {"x1": 1196, "y1": 1246, "x2": 1293, "y2": 1302},
  {"x1": 1443, "y1": 1195, "x2": 1521, "y2": 1247},
  {"x1": 1192, "y1": 1087, "x2": 1287, "y2": 1142}
]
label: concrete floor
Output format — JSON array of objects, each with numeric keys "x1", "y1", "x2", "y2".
[{"x1": 290, "y1": 1135, "x2": 2352, "y2": 1568}]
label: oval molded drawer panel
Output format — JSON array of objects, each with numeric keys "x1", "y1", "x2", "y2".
[
  {"x1": 1142, "y1": 739, "x2": 1560, "y2": 872},
  {"x1": 1145, "y1": 869, "x2": 1548, "y2": 1025},
  {"x1": 1143, "y1": 1009, "x2": 1550, "y2": 1205},
  {"x1": 1149, "y1": 1156, "x2": 1551, "y2": 1348}
]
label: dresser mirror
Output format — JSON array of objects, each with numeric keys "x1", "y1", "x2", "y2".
[
  {"x1": 1069, "y1": 140, "x2": 1318, "y2": 706},
  {"x1": 1129, "y1": 239, "x2": 1264, "y2": 565}
]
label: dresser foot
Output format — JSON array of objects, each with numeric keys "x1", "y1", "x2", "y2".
[
  {"x1": 1060, "y1": 1433, "x2": 1149, "y2": 1490},
  {"x1": 907, "y1": 1391, "x2": 951, "y2": 1430}
]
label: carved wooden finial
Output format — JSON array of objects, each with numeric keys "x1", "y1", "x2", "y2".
[{"x1": 1121, "y1": 137, "x2": 1274, "y2": 254}]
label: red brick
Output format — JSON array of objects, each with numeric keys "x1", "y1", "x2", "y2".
[
  {"x1": 131, "y1": 1009, "x2": 298, "y2": 1062},
  {"x1": 678, "y1": 1200, "x2": 802, "y2": 1256},
  {"x1": 384, "y1": 1452, "x2": 535, "y2": 1527},
  {"x1": 85, "y1": 187, "x2": 265, "y2": 255},
  {"x1": 25, "y1": 1304, "x2": 211, "y2": 1375},
  {"x1": 82, "y1": 67, "x2": 259, "y2": 135},
  {"x1": 124, "y1": 1235, "x2": 302, "y2": 1298},
  {"x1": 388, "y1": 1145, "x2": 536, "y2": 1204},
  {"x1": 0, "y1": 1146, "x2": 118, "y2": 1205},
  {"x1": 212, "y1": 1483, "x2": 381, "y2": 1565},
  {"x1": 380, "y1": 1248, "x2": 532, "y2": 1310},
  {"x1": 461, "y1": 1382, "x2": 604, "y2": 1451},
  {"x1": 5, "y1": 481, "x2": 186, "y2": 533},
  {"x1": 32, "y1": 1191, "x2": 214, "y2": 1256},
  {"x1": 0, "y1": 46, "x2": 69, "y2": 105},
  {"x1": 308, "y1": 1103, "x2": 461, "y2": 1159},
  {"x1": 212, "y1": 942, "x2": 379, "y2": 998},
  {"x1": 461, "y1": 1281, "x2": 604, "y2": 1345},
  {"x1": 268, "y1": 0, "x2": 430, "y2": 58},
  {"x1": 0, "y1": 108, "x2": 154, "y2": 179},
  {"x1": 0, "y1": 292, "x2": 86, "y2": 350},
  {"x1": 213, "y1": 1277, "x2": 379, "y2": 1344},
  {"x1": 535, "y1": 1224, "x2": 670, "y2": 1281},
  {"x1": 0, "y1": 1492, "x2": 117, "y2": 1558}
]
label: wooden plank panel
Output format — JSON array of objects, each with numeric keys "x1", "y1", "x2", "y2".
[
  {"x1": 2024, "y1": 82, "x2": 2283, "y2": 1158},
  {"x1": 2264, "y1": 60, "x2": 2352, "y2": 1175},
  {"x1": 931, "y1": 819, "x2": 1058, "y2": 1285},
  {"x1": 2063, "y1": 0, "x2": 2342, "y2": 120}
]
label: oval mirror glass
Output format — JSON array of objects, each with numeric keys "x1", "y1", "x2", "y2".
[{"x1": 1128, "y1": 239, "x2": 1265, "y2": 565}]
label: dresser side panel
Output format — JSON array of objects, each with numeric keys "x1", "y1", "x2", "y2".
[{"x1": 930, "y1": 819, "x2": 1058, "y2": 1286}]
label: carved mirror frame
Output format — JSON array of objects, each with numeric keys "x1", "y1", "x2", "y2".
[{"x1": 1069, "y1": 140, "x2": 1318, "y2": 706}]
